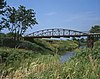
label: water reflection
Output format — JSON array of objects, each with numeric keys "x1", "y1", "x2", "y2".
[{"x1": 60, "y1": 52, "x2": 75, "y2": 63}]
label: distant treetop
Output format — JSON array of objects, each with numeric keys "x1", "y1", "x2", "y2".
[{"x1": 90, "y1": 25, "x2": 100, "y2": 33}]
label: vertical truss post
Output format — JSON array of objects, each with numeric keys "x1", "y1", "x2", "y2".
[
  {"x1": 69, "y1": 30, "x2": 70, "y2": 35},
  {"x1": 52, "y1": 29, "x2": 54, "y2": 36},
  {"x1": 41, "y1": 30, "x2": 44, "y2": 36},
  {"x1": 63, "y1": 29, "x2": 65, "y2": 36},
  {"x1": 58, "y1": 29, "x2": 60, "y2": 35}
]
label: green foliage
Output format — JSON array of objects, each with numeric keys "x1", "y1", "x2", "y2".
[
  {"x1": 90, "y1": 25, "x2": 100, "y2": 33},
  {"x1": 18, "y1": 40, "x2": 49, "y2": 53},
  {"x1": 65, "y1": 40, "x2": 78, "y2": 51},
  {"x1": 1, "y1": 38, "x2": 20, "y2": 47},
  {"x1": 6, "y1": 32, "x2": 17, "y2": 37},
  {"x1": 0, "y1": 48, "x2": 38, "y2": 78},
  {"x1": 94, "y1": 40, "x2": 100, "y2": 48},
  {"x1": 31, "y1": 39, "x2": 55, "y2": 51},
  {"x1": 0, "y1": 0, "x2": 6, "y2": 9},
  {"x1": 0, "y1": 47, "x2": 58, "y2": 78},
  {"x1": 31, "y1": 39, "x2": 79, "y2": 55},
  {"x1": 0, "y1": 33, "x2": 5, "y2": 38},
  {"x1": 43, "y1": 40, "x2": 78, "y2": 55},
  {"x1": 1, "y1": 37, "x2": 79, "y2": 55},
  {"x1": 26, "y1": 48, "x2": 100, "y2": 79},
  {"x1": 0, "y1": 5, "x2": 38, "y2": 39},
  {"x1": 23, "y1": 38, "x2": 79, "y2": 55},
  {"x1": 0, "y1": 0, "x2": 6, "y2": 31},
  {"x1": 0, "y1": 38, "x2": 50, "y2": 53},
  {"x1": 0, "y1": 47, "x2": 99, "y2": 79},
  {"x1": 89, "y1": 25, "x2": 100, "y2": 41}
]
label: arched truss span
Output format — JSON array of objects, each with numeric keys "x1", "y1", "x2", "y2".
[{"x1": 26, "y1": 28, "x2": 88, "y2": 38}]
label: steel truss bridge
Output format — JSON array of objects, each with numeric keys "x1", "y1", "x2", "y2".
[
  {"x1": 24, "y1": 28, "x2": 100, "y2": 48},
  {"x1": 25, "y1": 28, "x2": 100, "y2": 38}
]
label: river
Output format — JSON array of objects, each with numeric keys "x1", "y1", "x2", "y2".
[{"x1": 60, "y1": 52, "x2": 75, "y2": 63}]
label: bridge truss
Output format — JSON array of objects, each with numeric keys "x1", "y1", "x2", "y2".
[
  {"x1": 24, "y1": 28, "x2": 100, "y2": 48},
  {"x1": 25, "y1": 28, "x2": 100, "y2": 38}
]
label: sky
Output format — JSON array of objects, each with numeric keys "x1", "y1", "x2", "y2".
[{"x1": 6, "y1": 0, "x2": 100, "y2": 34}]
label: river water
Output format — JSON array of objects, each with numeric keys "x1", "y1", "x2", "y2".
[{"x1": 60, "y1": 52, "x2": 75, "y2": 63}]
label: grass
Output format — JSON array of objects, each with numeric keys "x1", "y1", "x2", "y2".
[
  {"x1": 0, "y1": 38, "x2": 79, "y2": 55},
  {"x1": 24, "y1": 47, "x2": 100, "y2": 79},
  {"x1": 0, "y1": 46, "x2": 99, "y2": 79},
  {"x1": 0, "y1": 48, "x2": 59, "y2": 79},
  {"x1": 0, "y1": 39, "x2": 99, "y2": 79},
  {"x1": 31, "y1": 39, "x2": 79, "y2": 55}
]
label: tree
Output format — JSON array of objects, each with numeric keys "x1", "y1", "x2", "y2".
[
  {"x1": 0, "y1": 0, "x2": 6, "y2": 9},
  {"x1": 0, "y1": 0, "x2": 7, "y2": 32},
  {"x1": 6, "y1": 32, "x2": 17, "y2": 37},
  {"x1": 89, "y1": 25, "x2": 100, "y2": 33},
  {"x1": 0, "y1": 5, "x2": 38, "y2": 39},
  {"x1": 89, "y1": 25, "x2": 100, "y2": 41}
]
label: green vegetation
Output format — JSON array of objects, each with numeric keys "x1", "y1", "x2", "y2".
[
  {"x1": 0, "y1": 4, "x2": 37, "y2": 39},
  {"x1": 0, "y1": 33, "x2": 6, "y2": 38},
  {"x1": 47, "y1": 40, "x2": 78, "y2": 55},
  {"x1": 25, "y1": 48, "x2": 100, "y2": 79},
  {"x1": 90, "y1": 25, "x2": 100, "y2": 33},
  {"x1": 0, "y1": 47, "x2": 59, "y2": 79},
  {"x1": 0, "y1": 1, "x2": 100, "y2": 79},
  {"x1": 94, "y1": 40, "x2": 100, "y2": 48},
  {"x1": 24, "y1": 38, "x2": 79, "y2": 55},
  {"x1": 89, "y1": 25, "x2": 100, "y2": 41},
  {"x1": 0, "y1": 37, "x2": 78, "y2": 54},
  {"x1": 0, "y1": 38, "x2": 53, "y2": 54},
  {"x1": 0, "y1": 0, "x2": 6, "y2": 9},
  {"x1": 25, "y1": 44, "x2": 100, "y2": 79},
  {"x1": 0, "y1": 27, "x2": 99, "y2": 79},
  {"x1": 0, "y1": 45, "x2": 99, "y2": 79},
  {"x1": 0, "y1": 38, "x2": 99, "y2": 78}
]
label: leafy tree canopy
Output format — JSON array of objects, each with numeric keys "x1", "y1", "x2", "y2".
[
  {"x1": 89, "y1": 25, "x2": 100, "y2": 41},
  {"x1": 0, "y1": 5, "x2": 38, "y2": 39},
  {"x1": 0, "y1": 0, "x2": 6, "y2": 9},
  {"x1": 89, "y1": 25, "x2": 100, "y2": 33}
]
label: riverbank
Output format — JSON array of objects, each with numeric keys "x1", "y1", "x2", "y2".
[
  {"x1": 0, "y1": 40, "x2": 99, "y2": 79},
  {"x1": 0, "y1": 38, "x2": 79, "y2": 55},
  {"x1": 25, "y1": 47, "x2": 100, "y2": 79},
  {"x1": 0, "y1": 46, "x2": 99, "y2": 79}
]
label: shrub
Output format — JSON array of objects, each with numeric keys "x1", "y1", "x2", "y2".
[
  {"x1": 17, "y1": 40, "x2": 46, "y2": 52},
  {"x1": 0, "y1": 33, "x2": 6, "y2": 38},
  {"x1": 0, "y1": 48, "x2": 37, "y2": 78},
  {"x1": 94, "y1": 40, "x2": 100, "y2": 48},
  {"x1": 0, "y1": 38, "x2": 50, "y2": 53},
  {"x1": 1, "y1": 38, "x2": 20, "y2": 48}
]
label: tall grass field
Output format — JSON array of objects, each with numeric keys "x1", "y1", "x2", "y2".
[
  {"x1": 0, "y1": 46, "x2": 100, "y2": 79},
  {"x1": 0, "y1": 40, "x2": 99, "y2": 79}
]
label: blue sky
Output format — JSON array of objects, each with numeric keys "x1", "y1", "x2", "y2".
[{"x1": 6, "y1": 0, "x2": 100, "y2": 34}]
